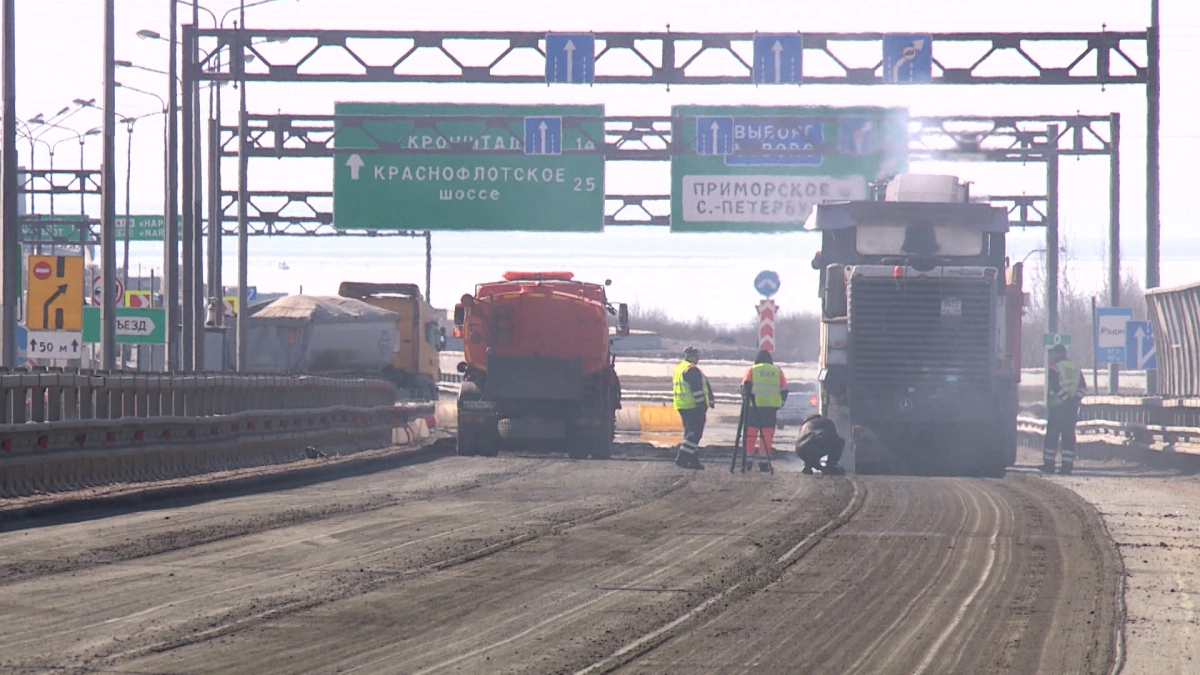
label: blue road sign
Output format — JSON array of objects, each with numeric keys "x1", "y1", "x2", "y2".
[
  {"x1": 754, "y1": 270, "x2": 781, "y2": 297},
  {"x1": 838, "y1": 117, "x2": 876, "y2": 156},
  {"x1": 752, "y1": 34, "x2": 802, "y2": 85},
  {"x1": 1095, "y1": 307, "x2": 1134, "y2": 365},
  {"x1": 882, "y1": 34, "x2": 933, "y2": 83},
  {"x1": 524, "y1": 116, "x2": 563, "y2": 155},
  {"x1": 545, "y1": 34, "x2": 594, "y2": 84},
  {"x1": 246, "y1": 286, "x2": 258, "y2": 303},
  {"x1": 724, "y1": 118, "x2": 824, "y2": 167},
  {"x1": 696, "y1": 117, "x2": 735, "y2": 156},
  {"x1": 1125, "y1": 321, "x2": 1157, "y2": 370}
]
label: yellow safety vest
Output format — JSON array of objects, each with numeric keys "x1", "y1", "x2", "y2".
[
  {"x1": 673, "y1": 360, "x2": 711, "y2": 411},
  {"x1": 1048, "y1": 359, "x2": 1081, "y2": 407},
  {"x1": 748, "y1": 363, "x2": 783, "y2": 409}
]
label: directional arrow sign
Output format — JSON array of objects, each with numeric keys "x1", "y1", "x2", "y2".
[
  {"x1": 752, "y1": 34, "x2": 803, "y2": 85},
  {"x1": 754, "y1": 270, "x2": 781, "y2": 297},
  {"x1": 545, "y1": 33, "x2": 595, "y2": 84},
  {"x1": 883, "y1": 34, "x2": 934, "y2": 83},
  {"x1": 82, "y1": 307, "x2": 167, "y2": 344},
  {"x1": 696, "y1": 116, "x2": 734, "y2": 156},
  {"x1": 346, "y1": 154, "x2": 365, "y2": 180},
  {"x1": 523, "y1": 116, "x2": 562, "y2": 156},
  {"x1": 1124, "y1": 321, "x2": 1157, "y2": 370}
]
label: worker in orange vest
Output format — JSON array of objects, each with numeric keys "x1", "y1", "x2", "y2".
[{"x1": 740, "y1": 350, "x2": 788, "y2": 472}]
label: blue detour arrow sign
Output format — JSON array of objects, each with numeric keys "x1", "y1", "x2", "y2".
[
  {"x1": 754, "y1": 270, "x2": 781, "y2": 297},
  {"x1": 1125, "y1": 321, "x2": 1157, "y2": 370}
]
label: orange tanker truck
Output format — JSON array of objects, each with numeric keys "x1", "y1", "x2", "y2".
[{"x1": 452, "y1": 271, "x2": 628, "y2": 459}]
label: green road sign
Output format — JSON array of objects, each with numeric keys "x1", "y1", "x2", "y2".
[
  {"x1": 1042, "y1": 333, "x2": 1072, "y2": 348},
  {"x1": 333, "y1": 103, "x2": 605, "y2": 232},
  {"x1": 21, "y1": 214, "x2": 178, "y2": 241},
  {"x1": 82, "y1": 307, "x2": 166, "y2": 344},
  {"x1": 670, "y1": 106, "x2": 909, "y2": 232}
]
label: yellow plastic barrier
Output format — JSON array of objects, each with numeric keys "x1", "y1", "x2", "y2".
[{"x1": 638, "y1": 404, "x2": 683, "y2": 433}]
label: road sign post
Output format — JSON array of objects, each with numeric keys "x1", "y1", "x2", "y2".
[
  {"x1": 671, "y1": 106, "x2": 909, "y2": 232},
  {"x1": 333, "y1": 103, "x2": 606, "y2": 232}
]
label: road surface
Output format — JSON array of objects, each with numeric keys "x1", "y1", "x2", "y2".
[{"x1": 0, "y1": 447, "x2": 1121, "y2": 674}]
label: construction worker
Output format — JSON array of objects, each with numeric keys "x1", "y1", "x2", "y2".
[
  {"x1": 673, "y1": 346, "x2": 713, "y2": 470},
  {"x1": 1043, "y1": 343, "x2": 1086, "y2": 475},
  {"x1": 795, "y1": 414, "x2": 847, "y2": 475},
  {"x1": 740, "y1": 349, "x2": 788, "y2": 472}
]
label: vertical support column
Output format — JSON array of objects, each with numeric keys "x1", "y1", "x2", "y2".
[
  {"x1": 1045, "y1": 125, "x2": 1060, "y2": 335},
  {"x1": 0, "y1": 0, "x2": 16, "y2": 367},
  {"x1": 165, "y1": 0, "x2": 180, "y2": 372},
  {"x1": 181, "y1": 25, "x2": 195, "y2": 372},
  {"x1": 425, "y1": 230, "x2": 432, "y2": 303},
  {"x1": 101, "y1": 0, "x2": 117, "y2": 370},
  {"x1": 191, "y1": 13, "x2": 205, "y2": 370},
  {"x1": 1146, "y1": 0, "x2": 1161, "y2": 395},
  {"x1": 207, "y1": 117, "x2": 222, "y2": 328},
  {"x1": 1108, "y1": 113, "x2": 1122, "y2": 395},
  {"x1": 235, "y1": 50, "x2": 249, "y2": 372}
]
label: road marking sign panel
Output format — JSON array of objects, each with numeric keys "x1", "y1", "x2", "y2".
[
  {"x1": 524, "y1": 117, "x2": 562, "y2": 156},
  {"x1": 545, "y1": 33, "x2": 595, "y2": 84},
  {"x1": 26, "y1": 254, "x2": 84, "y2": 331},
  {"x1": 882, "y1": 34, "x2": 933, "y2": 83},
  {"x1": 752, "y1": 34, "x2": 802, "y2": 85},
  {"x1": 1124, "y1": 320, "x2": 1157, "y2": 370}
]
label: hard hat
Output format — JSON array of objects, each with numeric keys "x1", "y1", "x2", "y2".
[
  {"x1": 1048, "y1": 343, "x2": 1067, "y2": 356},
  {"x1": 683, "y1": 345, "x2": 701, "y2": 360}
]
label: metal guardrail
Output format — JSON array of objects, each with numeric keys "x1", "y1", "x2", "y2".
[
  {"x1": 1019, "y1": 396, "x2": 1200, "y2": 455},
  {"x1": 1, "y1": 371, "x2": 397, "y2": 425},
  {"x1": 0, "y1": 372, "x2": 431, "y2": 501}
]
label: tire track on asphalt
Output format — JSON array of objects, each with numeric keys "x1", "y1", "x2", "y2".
[
  {"x1": 574, "y1": 477, "x2": 865, "y2": 675},
  {"x1": 64, "y1": 466, "x2": 695, "y2": 668}
]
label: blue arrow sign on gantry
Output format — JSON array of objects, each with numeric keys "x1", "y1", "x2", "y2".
[
  {"x1": 1125, "y1": 321, "x2": 1157, "y2": 370},
  {"x1": 752, "y1": 34, "x2": 803, "y2": 85},
  {"x1": 882, "y1": 34, "x2": 933, "y2": 83},
  {"x1": 524, "y1": 117, "x2": 562, "y2": 155},
  {"x1": 545, "y1": 34, "x2": 595, "y2": 84}
]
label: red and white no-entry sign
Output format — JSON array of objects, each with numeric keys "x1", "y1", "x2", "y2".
[
  {"x1": 32, "y1": 261, "x2": 52, "y2": 281},
  {"x1": 757, "y1": 299, "x2": 777, "y2": 352}
]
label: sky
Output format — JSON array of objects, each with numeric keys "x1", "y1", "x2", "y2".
[{"x1": 10, "y1": 0, "x2": 1200, "y2": 324}]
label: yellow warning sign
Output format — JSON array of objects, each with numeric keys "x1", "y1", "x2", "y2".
[{"x1": 26, "y1": 254, "x2": 84, "y2": 331}]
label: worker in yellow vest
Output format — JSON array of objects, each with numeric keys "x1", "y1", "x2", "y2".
[
  {"x1": 672, "y1": 346, "x2": 713, "y2": 470},
  {"x1": 740, "y1": 350, "x2": 788, "y2": 472},
  {"x1": 1043, "y1": 343, "x2": 1086, "y2": 475}
]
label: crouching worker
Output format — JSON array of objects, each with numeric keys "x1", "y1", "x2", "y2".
[{"x1": 795, "y1": 414, "x2": 846, "y2": 475}]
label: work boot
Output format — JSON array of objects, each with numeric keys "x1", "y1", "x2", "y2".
[
  {"x1": 675, "y1": 448, "x2": 692, "y2": 469},
  {"x1": 690, "y1": 454, "x2": 706, "y2": 471},
  {"x1": 758, "y1": 461, "x2": 771, "y2": 473},
  {"x1": 822, "y1": 464, "x2": 846, "y2": 476},
  {"x1": 1059, "y1": 462, "x2": 1074, "y2": 476},
  {"x1": 801, "y1": 464, "x2": 815, "y2": 475},
  {"x1": 1039, "y1": 461, "x2": 1055, "y2": 475}
]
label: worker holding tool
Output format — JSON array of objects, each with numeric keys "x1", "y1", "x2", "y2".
[
  {"x1": 795, "y1": 414, "x2": 847, "y2": 475},
  {"x1": 740, "y1": 350, "x2": 788, "y2": 473},
  {"x1": 673, "y1": 346, "x2": 713, "y2": 470}
]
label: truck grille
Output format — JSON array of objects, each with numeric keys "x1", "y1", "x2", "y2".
[{"x1": 848, "y1": 276, "x2": 994, "y2": 387}]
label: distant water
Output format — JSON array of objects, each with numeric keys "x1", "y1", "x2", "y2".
[{"x1": 118, "y1": 227, "x2": 1200, "y2": 327}]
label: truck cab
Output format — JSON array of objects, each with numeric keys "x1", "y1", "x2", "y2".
[{"x1": 338, "y1": 282, "x2": 444, "y2": 399}]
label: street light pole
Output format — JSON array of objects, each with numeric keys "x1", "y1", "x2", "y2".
[
  {"x1": 165, "y1": 0, "x2": 180, "y2": 372},
  {"x1": 1, "y1": 0, "x2": 18, "y2": 367},
  {"x1": 101, "y1": 0, "x2": 117, "y2": 369}
]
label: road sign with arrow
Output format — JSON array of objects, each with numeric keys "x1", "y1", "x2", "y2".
[
  {"x1": 27, "y1": 331, "x2": 82, "y2": 359},
  {"x1": 25, "y1": 254, "x2": 83, "y2": 331}
]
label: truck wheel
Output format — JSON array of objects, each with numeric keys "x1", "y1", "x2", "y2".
[{"x1": 589, "y1": 420, "x2": 614, "y2": 460}]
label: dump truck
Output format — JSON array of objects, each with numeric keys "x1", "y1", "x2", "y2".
[
  {"x1": 245, "y1": 295, "x2": 399, "y2": 374},
  {"x1": 338, "y1": 282, "x2": 445, "y2": 399},
  {"x1": 453, "y1": 271, "x2": 628, "y2": 458},
  {"x1": 808, "y1": 174, "x2": 1023, "y2": 476}
]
